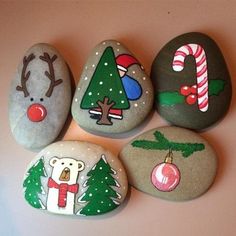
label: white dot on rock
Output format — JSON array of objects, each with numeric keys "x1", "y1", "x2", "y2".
[
  {"x1": 146, "y1": 91, "x2": 149, "y2": 94},
  {"x1": 117, "y1": 48, "x2": 120, "y2": 52},
  {"x1": 132, "y1": 71, "x2": 136, "y2": 74},
  {"x1": 103, "y1": 42, "x2": 106, "y2": 45},
  {"x1": 105, "y1": 190, "x2": 108, "y2": 193},
  {"x1": 85, "y1": 66, "x2": 88, "y2": 70},
  {"x1": 74, "y1": 98, "x2": 78, "y2": 102},
  {"x1": 46, "y1": 151, "x2": 50, "y2": 155},
  {"x1": 97, "y1": 210, "x2": 101, "y2": 213},
  {"x1": 84, "y1": 77, "x2": 88, "y2": 80},
  {"x1": 99, "y1": 167, "x2": 103, "y2": 170},
  {"x1": 97, "y1": 92, "x2": 100, "y2": 95},
  {"x1": 77, "y1": 87, "x2": 81, "y2": 91},
  {"x1": 110, "y1": 73, "x2": 112, "y2": 76},
  {"x1": 91, "y1": 103, "x2": 94, "y2": 106},
  {"x1": 95, "y1": 52, "x2": 99, "y2": 55},
  {"x1": 89, "y1": 193, "x2": 92, "y2": 197},
  {"x1": 143, "y1": 77, "x2": 146, "y2": 80},
  {"x1": 88, "y1": 92, "x2": 92, "y2": 96},
  {"x1": 92, "y1": 64, "x2": 95, "y2": 68},
  {"x1": 117, "y1": 42, "x2": 120, "y2": 45},
  {"x1": 134, "y1": 103, "x2": 138, "y2": 107},
  {"x1": 104, "y1": 62, "x2": 108, "y2": 66},
  {"x1": 143, "y1": 101, "x2": 145, "y2": 105},
  {"x1": 71, "y1": 147, "x2": 75, "y2": 151},
  {"x1": 119, "y1": 91, "x2": 122, "y2": 94},
  {"x1": 121, "y1": 100, "x2": 124, "y2": 104},
  {"x1": 119, "y1": 169, "x2": 122, "y2": 172},
  {"x1": 109, "y1": 88, "x2": 112, "y2": 91},
  {"x1": 99, "y1": 81, "x2": 103, "y2": 85}
]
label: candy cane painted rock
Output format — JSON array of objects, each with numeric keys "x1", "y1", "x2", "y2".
[
  {"x1": 151, "y1": 32, "x2": 232, "y2": 130},
  {"x1": 9, "y1": 44, "x2": 71, "y2": 151}
]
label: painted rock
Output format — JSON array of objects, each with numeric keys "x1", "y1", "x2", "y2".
[
  {"x1": 72, "y1": 40, "x2": 154, "y2": 134},
  {"x1": 9, "y1": 43, "x2": 71, "y2": 151},
  {"x1": 23, "y1": 141, "x2": 128, "y2": 216},
  {"x1": 119, "y1": 126, "x2": 217, "y2": 201},
  {"x1": 151, "y1": 32, "x2": 232, "y2": 130}
]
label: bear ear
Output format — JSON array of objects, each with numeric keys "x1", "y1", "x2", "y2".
[
  {"x1": 78, "y1": 161, "x2": 85, "y2": 172},
  {"x1": 49, "y1": 156, "x2": 59, "y2": 167}
]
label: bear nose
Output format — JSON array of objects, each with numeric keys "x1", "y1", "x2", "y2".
[
  {"x1": 64, "y1": 168, "x2": 70, "y2": 173},
  {"x1": 27, "y1": 103, "x2": 47, "y2": 122}
]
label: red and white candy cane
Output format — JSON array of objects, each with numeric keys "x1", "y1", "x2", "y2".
[{"x1": 172, "y1": 44, "x2": 209, "y2": 112}]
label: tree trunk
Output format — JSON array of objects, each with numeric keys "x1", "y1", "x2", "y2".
[{"x1": 96, "y1": 97, "x2": 115, "y2": 125}]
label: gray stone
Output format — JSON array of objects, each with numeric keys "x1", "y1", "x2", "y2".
[
  {"x1": 9, "y1": 43, "x2": 71, "y2": 151},
  {"x1": 119, "y1": 126, "x2": 217, "y2": 201},
  {"x1": 23, "y1": 141, "x2": 128, "y2": 216},
  {"x1": 72, "y1": 40, "x2": 154, "y2": 134},
  {"x1": 151, "y1": 32, "x2": 232, "y2": 130}
]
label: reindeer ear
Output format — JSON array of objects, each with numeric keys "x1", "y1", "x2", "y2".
[
  {"x1": 77, "y1": 161, "x2": 85, "y2": 172},
  {"x1": 49, "y1": 156, "x2": 59, "y2": 167}
]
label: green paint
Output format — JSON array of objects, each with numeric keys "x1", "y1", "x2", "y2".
[
  {"x1": 157, "y1": 91, "x2": 185, "y2": 106},
  {"x1": 78, "y1": 155, "x2": 120, "y2": 216},
  {"x1": 209, "y1": 79, "x2": 226, "y2": 96},
  {"x1": 23, "y1": 158, "x2": 47, "y2": 209},
  {"x1": 157, "y1": 79, "x2": 226, "y2": 106},
  {"x1": 132, "y1": 131, "x2": 205, "y2": 157},
  {"x1": 80, "y1": 47, "x2": 129, "y2": 110}
]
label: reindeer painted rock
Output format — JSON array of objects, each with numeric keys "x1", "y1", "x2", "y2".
[
  {"x1": 9, "y1": 43, "x2": 71, "y2": 151},
  {"x1": 72, "y1": 40, "x2": 154, "y2": 134}
]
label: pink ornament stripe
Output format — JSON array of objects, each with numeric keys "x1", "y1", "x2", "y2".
[{"x1": 172, "y1": 43, "x2": 209, "y2": 112}]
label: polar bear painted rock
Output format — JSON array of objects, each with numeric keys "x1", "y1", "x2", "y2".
[
  {"x1": 23, "y1": 141, "x2": 128, "y2": 216},
  {"x1": 46, "y1": 157, "x2": 85, "y2": 215}
]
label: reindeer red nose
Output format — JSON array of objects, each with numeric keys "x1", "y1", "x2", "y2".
[{"x1": 27, "y1": 103, "x2": 47, "y2": 122}]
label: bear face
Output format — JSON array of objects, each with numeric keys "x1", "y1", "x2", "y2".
[{"x1": 49, "y1": 157, "x2": 85, "y2": 185}]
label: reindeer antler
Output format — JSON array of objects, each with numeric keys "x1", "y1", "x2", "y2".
[
  {"x1": 16, "y1": 53, "x2": 35, "y2": 97},
  {"x1": 39, "y1": 52, "x2": 63, "y2": 97}
]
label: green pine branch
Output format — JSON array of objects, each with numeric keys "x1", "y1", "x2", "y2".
[{"x1": 132, "y1": 131, "x2": 205, "y2": 158}]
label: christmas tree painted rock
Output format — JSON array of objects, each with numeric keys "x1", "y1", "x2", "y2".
[
  {"x1": 23, "y1": 141, "x2": 128, "y2": 216},
  {"x1": 9, "y1": 43, "x2": 71, "y2": 151},
  {"x1": 151, "y1": 32, "x2": 232, "y2": 130},
  {"x1": 72, "y1": 40, "x2": 154, "y2": 134},
  {"x1": 119, "y1": 126, "x2": 217, "y2": 201}
]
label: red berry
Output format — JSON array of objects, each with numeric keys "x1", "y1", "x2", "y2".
[
  {"x1": 180, "y1": 86, "x2": 191, "y2": 96},
  {"x1": 190, "y1": 85, "x2": 197, "y2": 94},
  {"x1": 186, "y1": 94, "x2": 197, "y2": 105}
]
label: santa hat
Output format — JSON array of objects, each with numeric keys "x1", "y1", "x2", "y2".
[{"x1": 116, "y1": 54, "x2": 141, "y2": 72}]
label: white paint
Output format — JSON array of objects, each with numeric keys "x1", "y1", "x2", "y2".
[{"x1": 47, "y1": 157, "x2": 85, "y2": 215}]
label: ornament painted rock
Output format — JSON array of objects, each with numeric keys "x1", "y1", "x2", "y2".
[
  {"x1": 119, "y1": 126, "x2": 217, "y2": 201},
  {"x1": 151, "y1": 32, "x2": 232, "y2": 130},
  {"x1": 9, "y1": 43, "x2": 71, "y2": 151},
  {"x1": 72, "y1": 40, "x2": 154, "y2": 134},
  {"x1": 23, "y1": 141, "x2": 128, "y2": 216}
]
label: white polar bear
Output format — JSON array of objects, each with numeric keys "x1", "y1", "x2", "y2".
[{"x1": 46, "y1": 156, "x2": 85, "y2": 215}]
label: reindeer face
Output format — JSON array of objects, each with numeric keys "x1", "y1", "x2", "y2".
[
  {"x1": 9, "y1": 43, "x2": 71, "y2": 150},
  {"x1": 16, "y1": 52, "x2": 62, "y2": 122}
]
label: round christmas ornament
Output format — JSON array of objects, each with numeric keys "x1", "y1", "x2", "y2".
[
  {"x1": 71, "y1": 39, "x2": 154, "y2": 134},
  {"x1": 23, "y1": 141, "x2": 128, "y2": 216},
  {"x1": 9, "y1": 43, "x2": 71, "y2": 151},
  {"x1": 151, "y1": 32, "x2": 232, "y2": 130},
  {"x1": 119, "y1": 126, "x2": 218, "y2": 201}
]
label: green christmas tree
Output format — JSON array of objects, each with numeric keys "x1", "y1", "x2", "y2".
[
  {"x1": 80, "y1": 46, "x2": 129, "y2": 125},
  {"x1": 23, "y1": 157, "x2": 47, "y2": 209},
  {"x1": 78, "y1": 155, "x2": 121, "y2": 216}
]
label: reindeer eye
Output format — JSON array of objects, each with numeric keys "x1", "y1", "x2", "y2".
[
  {"x1": 30, "y1": 98, "x2": 34, "y2": 102},
  {"x1": 61, "y1": 162, "x2": 64, "y2": 165},
  {"x1": 69, "y1": 163, "x2": 73, "y2": 166},
  {"x1": 40, "y1": 98, "x2": 44, "y2": 102}
]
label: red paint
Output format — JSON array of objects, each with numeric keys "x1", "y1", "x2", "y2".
[
  {"x1": 190, "y1": 85, "x2": 197, "y2": 94},
  {"x1": 180, "y1": 86, "x2": 191, "y2": 96},
  {"x1": 27, "y1": 103, "x2": 47, "y2": 122},
  {"x1": 186, "y1": 94, "x2": 197, "y2": 105}
]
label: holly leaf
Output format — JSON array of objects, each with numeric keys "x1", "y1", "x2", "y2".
[
  {"x1": 157, "y1": 92, "x2": 185, "y2": 106},
  {"x1": 209, "y1": 79, "x2": 225, "y2": 96}
]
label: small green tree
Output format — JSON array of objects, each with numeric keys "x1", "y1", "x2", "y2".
[
  {"x1": 23, "y1": 157, "x2": 47, "y2": 209},
  {"x1": 80, "y1": 46, "x2": 129, "y2": 125},
  {"x1": 78, "y1": 155, "x2": 121, "y2": 216}
]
